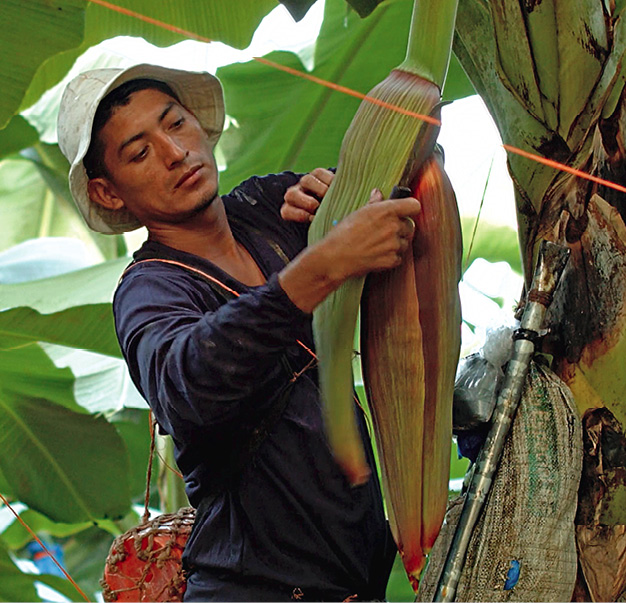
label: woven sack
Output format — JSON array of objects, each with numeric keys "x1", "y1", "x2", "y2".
[
  {"x1": 418, "y1": 361, "x2": 583, "y2": 602},
  {"x1": 101, "y1": 507, "x2": 195, "y2": 602}
]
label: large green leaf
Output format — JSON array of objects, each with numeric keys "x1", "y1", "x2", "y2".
[
  {"x1": 0, "y1": 392, "x2": 131, "y2": 523},
  {"x1": 0, "y1": 0, "x2": 85, "y2": 130},
  {"x1": 217, "y1": 0, "x2": 473, "y2": 193},
  {"x1": 109, "y1": 408, "x2": 153, "y2": 500},
  {"x1": 0, "y1": 157, "x2": 120, "y2": 259},
  {"x1": 0, "y1": 305, "x2": 120, "y2": 358},
  {"x1": 2, "y1": 509, "x2": 93, "y2": 550},
  {"x1": 0, "y1": 343, "x2": 85, "y2": 414},
  {"x1": 0, "y1": 117, "x2": 39, "y2": 161},
  {"x1": 41, "y1": 344, "x2": 147, "y2": 414},
  {"x1": 0, "y1": 543, "x2": 40, "y2": 602},
  {"x1": 19, "y1": 0, "x2": 279, "y2": 115},
  {"x1": 461, "y1": 217, "x2": 522, "y2": 274},
  {"x1": 0, "y1": 258, "x2": 127, "y2": 358},
  {"x1": 0, "y1": 159, "x2": 69, "y2": 253}
]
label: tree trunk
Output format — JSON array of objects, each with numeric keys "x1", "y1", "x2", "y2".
[{"x1": 454, "y1": 0, "x2": 626, "y2": 599}]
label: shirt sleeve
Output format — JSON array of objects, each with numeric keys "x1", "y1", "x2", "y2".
[{"x1": 113, "y1": 265, "x2": 311, "y2": 438}]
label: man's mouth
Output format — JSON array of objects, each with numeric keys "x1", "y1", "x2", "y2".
[{"x1": 175, "y1": 165, "x2": 203, "y2": 189}]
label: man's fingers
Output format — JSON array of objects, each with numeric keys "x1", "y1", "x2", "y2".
[
  {"x1": 392, "y1": 196, "x2": 421, "y2": 217},
  {"x1": 309, "y1": 167, "x2": 334, "y2": 187},
  {"x1": 298, "y1": 173, "x2": 329, "y2": 199},
  {"x1": 280, "y1": 203, "x2": 315, "y2": 223}
]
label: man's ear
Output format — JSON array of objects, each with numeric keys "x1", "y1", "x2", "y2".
[{"x1": 87, "y1": 177, "x2": 125, "y2": 212}]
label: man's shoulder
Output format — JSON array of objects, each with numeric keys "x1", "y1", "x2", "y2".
[
  {"x1": 113, "y1": 241, "x2": 227, "y2": 310},
  {"x1": 223, "y1": 171, "x2": 302, "y2": 209}
]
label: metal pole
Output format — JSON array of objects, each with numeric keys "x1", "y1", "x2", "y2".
[{"x1": 433, "y1": 240, "x2": 570, "y2": 602}]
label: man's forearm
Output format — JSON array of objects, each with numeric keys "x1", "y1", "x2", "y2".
[{"x1": 278, "y1": 241, "x2": 346, "y2": 314}]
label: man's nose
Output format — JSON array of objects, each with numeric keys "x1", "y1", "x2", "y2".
[{"x1": 159, "y1": 134, "x2": 188, "y2": 167}]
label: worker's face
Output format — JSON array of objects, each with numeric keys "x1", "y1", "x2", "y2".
[{"x1": 90, "y1": 88, "x2": 219, "y2": 227}]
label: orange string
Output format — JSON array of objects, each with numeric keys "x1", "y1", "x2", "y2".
[
  {"x1": 88, "y1": 0, "x2": 440, "y2": 126},
  {"x1": 0, "y1": 493, "x2": 91, "y2": 602},
  {"x1": 502, "y1": 144, "x2": 626, "y2": 194}
]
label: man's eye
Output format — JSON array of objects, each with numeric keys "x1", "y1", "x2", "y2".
[
  {"x1": 171, "y1": 117, "x2": 185, "y2": 129},
  {"x1": 131, "y1": 147, "x2": 148, "y2": 162}
]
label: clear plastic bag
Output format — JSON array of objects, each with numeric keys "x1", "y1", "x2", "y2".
[
  {"x1": 453, "y1": 322, "x2": 518, "y2": 432},
  {"x1": 453, "y1": 353, "x2": 501, "y2": 431}
]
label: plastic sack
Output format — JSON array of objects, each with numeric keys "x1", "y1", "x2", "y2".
[{"x1": 418, "y1": 362, "x2": 583, "y2": 602}]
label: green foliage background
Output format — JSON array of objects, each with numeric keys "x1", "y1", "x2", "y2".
[{"x1": 0, "y1": 1, "x2": 522, "y2": 600}]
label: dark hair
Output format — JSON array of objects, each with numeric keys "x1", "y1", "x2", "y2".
[{"x1": 83, "y1": 78, "x2": 180, "y2": 180}]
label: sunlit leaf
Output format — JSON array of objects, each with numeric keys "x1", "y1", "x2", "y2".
[
  {"x1": 0, "y1": 258, "x2": 127, "y2": 357},
  {"x1": 20, "y1": 0, "x2": 279, "y2": 113},
  {"x1": 0, "y1": 305, "x2": 120, "y2": 358},
  {"x1": 42, "y1": 344, "x2": 146, "y2": 414},
  {"x1": 217, "y1": 0, "x2": 473, "y2": 193},
  {"x1": 0, "y1": 343, "x2": 85, "y2": 414},
  {"x1": 0, "y1": 158, "x2": 113, "y2": 258}
]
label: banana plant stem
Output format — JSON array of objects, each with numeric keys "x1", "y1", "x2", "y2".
[{"x1": 399, "y1": 0, "x2": 459, "y2": 88}]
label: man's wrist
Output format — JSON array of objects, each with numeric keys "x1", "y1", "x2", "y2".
[{"x1": 278, "y1": 242, "x2": 345, "y2": 314}]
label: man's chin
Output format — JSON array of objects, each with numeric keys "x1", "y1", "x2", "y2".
[
  {"x1": 194, "y1": 191, "x2": 219, "y2": 214},
  {"x1": 177, "y1": 191, "x2": 219, "y2": 222}
]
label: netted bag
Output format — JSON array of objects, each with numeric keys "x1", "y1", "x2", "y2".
[
  {"x1": 101, "y1": 507, "x2": 195, "y2": 602},
  {"x1": 418, "y1": 361, "x2": 583, "y2": 602}
]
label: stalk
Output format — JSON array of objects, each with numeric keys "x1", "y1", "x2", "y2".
[{"x1": 400, "y1": 0, "x2": 459, "y2": 86}]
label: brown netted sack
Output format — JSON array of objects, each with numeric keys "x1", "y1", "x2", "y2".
[
  {"x1": 101, "y1": 507, "x2": 195, "y2": 602},
  {"x1": 418, "y1": 361, "x2": 583, "y2": 602}
]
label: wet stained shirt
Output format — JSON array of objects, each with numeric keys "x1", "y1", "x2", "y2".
[{"x1": 113, "y1": 172, "x2": 396, "y2": 601}]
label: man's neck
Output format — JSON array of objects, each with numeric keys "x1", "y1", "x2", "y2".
[{"x1": 146, "y1": 197, "x2": 266, "y2": 286}]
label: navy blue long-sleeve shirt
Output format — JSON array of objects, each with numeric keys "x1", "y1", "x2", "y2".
[{"x1": 113, "y1": 172, "x2": 395, "y2": 601}]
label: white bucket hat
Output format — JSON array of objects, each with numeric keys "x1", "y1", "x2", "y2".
[{"x1": 57, "y1": 64, "x2": 225, "y2": 234}]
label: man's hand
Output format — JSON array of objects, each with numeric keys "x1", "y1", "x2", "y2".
[
  {"x1": 279, "y1": 188, "x2": 421, "y2": 313},
  {"x1": 281, "y1": 168, "x2": 334, "y2": 223}
]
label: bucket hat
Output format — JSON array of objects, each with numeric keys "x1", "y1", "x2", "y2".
[{"x1": 57, "y1": 64, "x2": 225, "y2": 234}]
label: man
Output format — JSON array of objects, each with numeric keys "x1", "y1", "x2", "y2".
[{"x1": 57, "y1": 64, "x2": 420, "y2": 601}]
